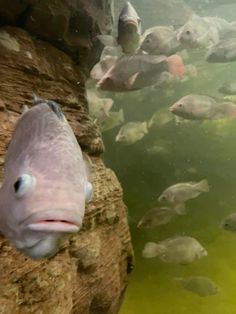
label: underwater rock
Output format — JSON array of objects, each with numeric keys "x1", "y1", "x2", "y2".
[
  {"x1": 0, "y1": 25, "x2": 133, "y2": 313},
  {"x1": 0, "y1": 0, "x2": 113, "y2": 72}
]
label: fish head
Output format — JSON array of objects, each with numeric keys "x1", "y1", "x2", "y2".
[
  {"x1": 222, "y1": 214, "x2": 236, "y2": 232},
  {"x1": 169, "y1": 96, "x2": 195, "y2": 119},
  {"x1": 118, "y1": 2, "x2": 141, "y2": 33},
  {"x1": 0, "y1": 100, "x2": 92, "y2": 259},
  {"x1": 140, "y1": 33, "x2": 158, "y2": 53},
  {"x1": 117, "y1": 2, "x2": 141, "y2": 53},
  {"x1": 158, "y1": 191, "x2": 173, "y2": 204},
  {"x1": 0, "y1": 169, "x2": 88, "y2": 259},
  {"x1": 196, "y1": 246, "x2": 208, "y2": 259}
]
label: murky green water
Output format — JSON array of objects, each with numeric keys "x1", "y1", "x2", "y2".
[{"x1": 100, "y1": 2, "x2": 236, "y2": 309}]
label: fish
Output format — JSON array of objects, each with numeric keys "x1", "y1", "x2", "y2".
[
  {"x1": 140, "y1": 26, "x2": 181, "y2": 56},
  {"x1": 101, "y1": 109, "x2": 124, "y2": 132},
  {"x1": 117, "y1": 1, "x2": 141, "y2": 54},
  {"x1": 222, "y1": 213, "x2": 236, "y2": 232},
  {"x1": 87, "y1": 89, "x2": 113, "y2": 123},
  {"x1": 177, "y1": 14, "x2": 236, "y2": 49},
  {"x1": 90, "y1": 56, "x2": 118, "y2": 81},
  {"x1": 219, "y1": 80, "x2": 236, "y2": 95},
  {"x1": 175, "y1": 276, "x2": 220, "y2": 297},
  {"x1": 169, "y1": 94, "x2": 236, "y2": 120},
  {"x1": 206, "y1": 37, "x2": 236, "y2": 62},
  {"x1": 148, "y1": 108, "x2": 173, "y2": 129},
  {"x1": 142, "y1": 236, "x2": 207, "y2": 264},
  {"x1": 158, "y1": 179, "x2": 209, "y2": 215},
  {"x1": 115, "y1": 121, "x2": 148, "y2": 145},
  {"x1": 96, "y1": 54, "x2": 184, "y2": 92},
  {"x1": 137, "y1": 207, "x2": 177, "y2": 229},
  {"x1": 0, "y1": 96, "x2": 93, "y2": 259}
]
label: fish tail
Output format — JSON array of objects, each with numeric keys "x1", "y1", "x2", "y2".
[
  {"x1": 223, "y1": 102, "x2": 236, "y2": 118},
  {"x1": 195, "y1": 179, "x2": 209, "y2": 192},
  {"x1": 142, "y1": 242, "x2": 160, "y2": 258}
]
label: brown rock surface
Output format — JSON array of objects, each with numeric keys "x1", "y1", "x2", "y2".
[
  {"x1": 0, "y1": 26, "x2": 133, "y2": 313},
  {"x1": 0, "y1": 0, "x2": 113, "y2": 72}
]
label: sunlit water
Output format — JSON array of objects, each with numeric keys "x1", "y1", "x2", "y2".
[{"x1": 100, "y1": 5, "x2": 236, "y2": 310}]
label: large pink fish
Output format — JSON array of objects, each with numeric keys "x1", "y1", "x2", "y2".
[{"x1": 0, "y1": 97, "x2": 93, "y2": 259}]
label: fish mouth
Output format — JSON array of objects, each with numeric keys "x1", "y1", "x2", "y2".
[
  {"x1": 122, "y1": 18, "x2": 139, "y2": 28},
  {"x1": 21, "y1": 209, "x2": 82, "y2": 233}
]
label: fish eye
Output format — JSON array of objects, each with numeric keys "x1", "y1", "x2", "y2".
[
  {"x1": 185, "y1": 30, "x2": 191, "y2": 35},
  {"x1": 14, "y1": 174, "x2": 36, "y2": 197},
  {"x1": 178, "y1": 103, "x2": 183, "y2": 108}
]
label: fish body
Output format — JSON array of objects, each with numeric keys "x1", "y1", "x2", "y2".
[
  {"x1": 101, "y1": 109, "x2": 124, "y2": 132},
  {"x1": 137, "y1": 207, "x2": 177, "y2": 229},
  {"x1": 169, "y1": 94, "x2": 236, "y2": 120},
  {"x1": 115, "y1": 121, "x2": 148, "y2": 145},
  {"x1": 96, "y1": 54, "x2": 184, "y2": 92},
  {"x1": 222, "y1": 213, "x2": 236, "y2": 232},
  {"x1": 206, "y1": 37, "x2": 236, "y2": 62},
  {"x1": 87, "y1": 89, "x2": 113, "y2": 123},
  {"x1": 158, "y1": 179, "x2": 209, "y2": 214},
  {"x1": 219, "y1": 81, "x2": 236, "y2": 95},
  {"x1": 117, "y1": 1, "x2": 141, "y2": 54},
  {"x1": 142, "y1": 236, "x2": 207, "y2": 264},
  {"x1": 176, "y1": 276, "x2": 219, "y2": 297},
  {"x1": 140, "y1": 26, "x2": 181, "y2": 56},
  {"x1": 0, "y1": 97, "x2": 92, "y2": 259},
  {"x1": 177, "y1": 14, "x2": 236, "y2": 48}
]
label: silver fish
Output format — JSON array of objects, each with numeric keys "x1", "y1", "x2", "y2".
[
  {"x1": 219, "y1": 80, "x2": 236, "y2": 95},
  {"x1": 117, "y1": 1, "x2": 141, "y2": 54},
  {"x1": 137, "y1": 207, "x2": 177, "y2": 229},
  {"x1": 222, "y1": 213, "x2": 236, "y2": 232},
  {"x1": 206, "y1": 37, "x2": 236, "y2": 63},
  {"x1": 140, "y1": 26, "x2": 180, "y2": 56},
  {"x1": 142, "y1": 236, "x2": 207, "y2": 264},
  {"x1": 115, "y1": 121, "x2": 148, "y2": 145},
  {"x1": 158, "y1": 179, "x2": 209, "y2": 214},
  {"x1": 175, "y1": 276, "x2": 220, "y2": 297},
  {"x1": 101, "y1": 109, "x2": 124, "y2": 133},
  {"x1": 0, "y1": 96, "x2": 93, "y2": 259},
  {"x1": 177, "y1": 14, "x2": 236, "y2": 48},
  {"x1": 169, "y1": 94, "x2": 236, "y2": 120}
]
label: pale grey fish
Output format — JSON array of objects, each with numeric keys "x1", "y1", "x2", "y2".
[
  {"x1": 137, "y1": 207, "x2": 177, "y2": 229},
  {"x1": 140, "y1": 26, "x2": 181, "y2": 56},
  {"x1": 96, "y1": 54, "x2": 169, "y2": 92},
  {"x1": 115, "y1": 121, "x2": 148, "y2": 145},
  {"x1": 87, "y1": 89, "x2": 113, "y2": 123},
  {"x1": 158, "y1": 179, "x2": 209, "y2": 215},
  {"x1": 0, "y1": 96, "x2": 93, "y2": 259},
  {"x1": 222, "y1": 213, "x2": 236, "y2": 232},
  {"x1": 117, "y1": 1, "x2": 141, "y2": 54},
  {"x1": 177, "y1": 14, "x2": 236, "y2": 49},
  {"x1": 219, "y1": 80, "x2": 236, "y2": 95},
  {"x1": 175, "y1": 276, "x2": 220, "y2": 297},
  {"x1": 206, "y1": 37, "x2": 236, "y2": 63},
  {"x1": 169, "y1": 94, "x2": 236, "y2": 120},
  {"x1": 101, "y1": 109, "x2": 124, "y2": 133},
  {"x1": 142, "y1": 236, "x2": 207, "y2": 264},
  {"x1": 148, "y1": 108, "x2": 173, "y2": 129}
]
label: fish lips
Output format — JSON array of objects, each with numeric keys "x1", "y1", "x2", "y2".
[{"x1": 21, "y1": 209, "x2": 82, "y2": 233}]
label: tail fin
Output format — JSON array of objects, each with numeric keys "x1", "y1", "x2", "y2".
[
  {"x1": 142, "y1": 242, "x2": 159, "y2": 258},
  {"x1": 195, "y1": 179, "x2": 209, "y2": 192},
  {"x1": 223, "y1": 102, "x2": 236, "y2": 118}
]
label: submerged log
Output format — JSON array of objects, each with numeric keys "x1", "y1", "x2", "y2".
[{"x1": 0, "y1": 2, "x2": 133, "y2": 313}]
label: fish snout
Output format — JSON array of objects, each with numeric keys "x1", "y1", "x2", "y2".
[{"x1": 22, "y1": 209, "x2": 82, "y2": 233}]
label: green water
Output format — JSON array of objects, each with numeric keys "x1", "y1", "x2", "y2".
[{"x1": 101, "y1": 43, "x2": 236, "y2": 313}]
